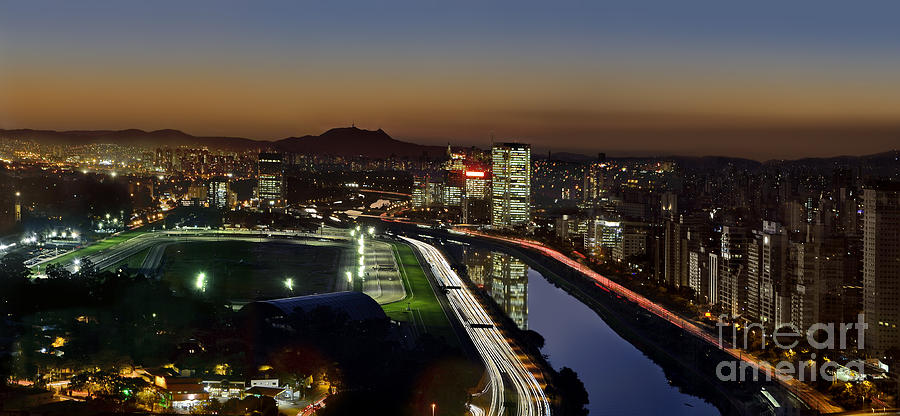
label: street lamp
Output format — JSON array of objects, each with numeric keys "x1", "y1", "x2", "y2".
[
  {"x1": 284, "y1": 278, "x2": 294, "y2": 293},
  {"x1": 431, "y1": 403, "x2": 436, "y2": 416}
]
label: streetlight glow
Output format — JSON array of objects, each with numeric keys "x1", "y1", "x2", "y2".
[
  {"x1": 195, "y1": 272, "x2": 207, "y2": 292},
  {"x1": 284, "y1": 278, "x2": 294, "y2": 292}
]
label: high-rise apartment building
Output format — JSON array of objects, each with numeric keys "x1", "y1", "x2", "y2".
[
  {"x1": 491, "y1": 143, "x2": 531, "y2": 228},
  {"x1": 719, "y1": 226, "x2": 750, "y2": 317},
  {"x1": 258, "y1": 152, "x2": 284, "y2": 207},
  {"x1": 863, "y1": 183, "x2": 900, "y2": 353},
  {"x1": 746, "y1": 221, "x2": 787, "y2": 327}
]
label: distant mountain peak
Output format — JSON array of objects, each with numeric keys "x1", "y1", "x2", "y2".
[{"x1": 275, "y1": 126, "x2": 443, "y2": 158}]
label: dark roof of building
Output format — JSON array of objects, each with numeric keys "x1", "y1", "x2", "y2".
[
  {"x1": 248, "y1": 291, "x2": 387, "y2": 321},
  {"x1": 246, "y1": 386, "x2": 286, "y2": 397}
]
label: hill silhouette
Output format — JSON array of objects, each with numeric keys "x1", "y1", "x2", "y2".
[{"x1": 0, "y1": 127, "x2": 446, "y2": 159}]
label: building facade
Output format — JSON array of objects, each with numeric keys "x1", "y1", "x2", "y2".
[
  {"x1": 257, "y1": 153, "x2": 284, "y2": 207},
  {"x1": 863, "y1": 184, "x2": 900, "y2": 353},
  {"x1": 491, "y1": 143, "x2": 531, "y2": 228}
]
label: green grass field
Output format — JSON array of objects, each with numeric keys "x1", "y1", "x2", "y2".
[
  {"x1": 103, "y1": 246, "x2": 152, "y2": 272},
  {"x1": 160, "y1": 240, "x2": 340, "y2": 301},
  {"x1": 382, "y1": 243, "x2": 457, "y2": 344},
  {"x1": 47, "y1": 229, "x2": 150, "y2": 266}
]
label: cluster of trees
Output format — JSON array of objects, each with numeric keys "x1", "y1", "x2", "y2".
[
  {"x1": 246, "y1": 306, "x2": 478, "y2": 416},
  {"x1": 9, "y1": 170, "x2": 134, "y2": 234},
  {"x1": 1, "y1": 252, "x2": 230, "y2": 385}
]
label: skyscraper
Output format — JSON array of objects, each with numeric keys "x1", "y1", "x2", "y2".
[
  {"x1": 207, "y1": 177, "x2": 229, "y2": 209},
  {"x1": 863, "y1": 183, "x2": 900, "y2": 353},
  {"x1": 257, "y1": 152, "x2": 283, "y2": 207},
  {"x1": 491, "y1": 143, "x2": 531, "y2": 228},
  {"x1": 719, "y1": 225, "x2": 750, "y2": 317}
]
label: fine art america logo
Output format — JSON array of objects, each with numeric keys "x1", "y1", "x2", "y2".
[{"x1": 715, "y1": 314, "x2": 868, "y2": 382}]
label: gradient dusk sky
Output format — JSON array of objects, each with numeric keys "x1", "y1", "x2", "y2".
[{"x1": 2, "y1": 1, "x2": 900, "y2": 159}]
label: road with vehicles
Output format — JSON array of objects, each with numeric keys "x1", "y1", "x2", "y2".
[
  {"x1": 401, "y1": 236, "x2": 551, "y2": 416},
  {"x1": 460, "y1": 230, "x2": 844, "y2": 414}
]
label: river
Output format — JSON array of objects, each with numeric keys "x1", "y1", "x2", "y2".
[{"x1": 456, "y1": 246, "x2": 720, "y2": 415}]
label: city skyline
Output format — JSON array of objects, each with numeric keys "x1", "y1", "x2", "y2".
[
  {"x1": 3, "y1": 1, "x2": 900, "y2": 159},
  {"x1": 3, "y1": 2, "x2": 900, "y2": 415}
]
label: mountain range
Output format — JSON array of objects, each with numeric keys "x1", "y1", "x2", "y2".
[
  {"x1": 0, "y1": 127, "x2": 447, "y2": 159},
  {"x1": 1, "y1": 126, "x2": 896, "y2": 166}
]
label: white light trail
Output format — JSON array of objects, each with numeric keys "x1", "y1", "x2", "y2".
[{"x1": 401, "y1": 237, "x2": 550, "y2": 416}]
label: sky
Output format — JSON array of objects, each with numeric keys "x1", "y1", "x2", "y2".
[{"x1": 2, "y1": 0, "x2": 900, "y2": 160}]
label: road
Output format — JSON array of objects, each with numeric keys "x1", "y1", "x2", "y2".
[
  {"x1": 462, "y1": 230, "x2": 845, "y2": 414},
  {"x1": 401, "y1": 236, "x2": 550, "y2": 416}
]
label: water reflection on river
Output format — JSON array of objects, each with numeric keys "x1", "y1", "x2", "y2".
[{"x1": 461, "y1": 247, "x2": 720, "y2": 415}]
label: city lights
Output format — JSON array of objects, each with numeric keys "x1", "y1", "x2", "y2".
[{"x1": 1, "y1": 5, "x2": 898, "y2": 414}]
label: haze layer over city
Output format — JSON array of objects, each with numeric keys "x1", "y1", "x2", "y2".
[{"x1": 1, "y1": 2, "x2": 899, "y2": 416}]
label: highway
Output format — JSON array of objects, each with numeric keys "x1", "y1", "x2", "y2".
[
  {"x1": 462, "y1": 230, "x2": 844, "y2": 414},
  {"x1": 400, "y1": 236, "x2": 550, "y2": 416}
]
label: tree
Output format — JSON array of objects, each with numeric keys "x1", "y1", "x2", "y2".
[
  {"x1": 555, "y1": 367, "x2": 589, "y2": 416},
  {"x1": 45, "y1": 263, "x2": 72, "y2": 280},
  {"x1": 0, "y1": 253, "x2": 29, "y2": 282},
  {"x1": 136, "y1": 387, "x2": 164, "y2": 412},
  {"x1": 0, "y1": 253, "x2": 29, "y2": 314},
  {"x1": 522, "y1": 329, "x2": 546, "y2": 350}
]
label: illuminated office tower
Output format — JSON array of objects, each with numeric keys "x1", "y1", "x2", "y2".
[
  {"x1": 442, "y1": 148, "x2": 466, "y2": 207},
  {"x1": 411, "y1": 175, "x2": 428, "y2": 208},
  {"x1": 491, "y1": 143, "x2": 531, "y2": 228},
  {"x1": 443, "y1": 171, "x2": 464, "y2": 207},
  {"x1": 257, "y1": 152, "x2": 284, "y2": 207},
  {"x1": 207, "y1": 177, "x2": 229, "y2": 209},
  {"x1": 465, "y1": 170, "x2": 489, "y2": 200},
  {"x1": 863, "y1": 183, "x2": 900, "y2": 353},
  {"x1": 463, "y1": 170, "x2": 490, "y2": 224}
]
